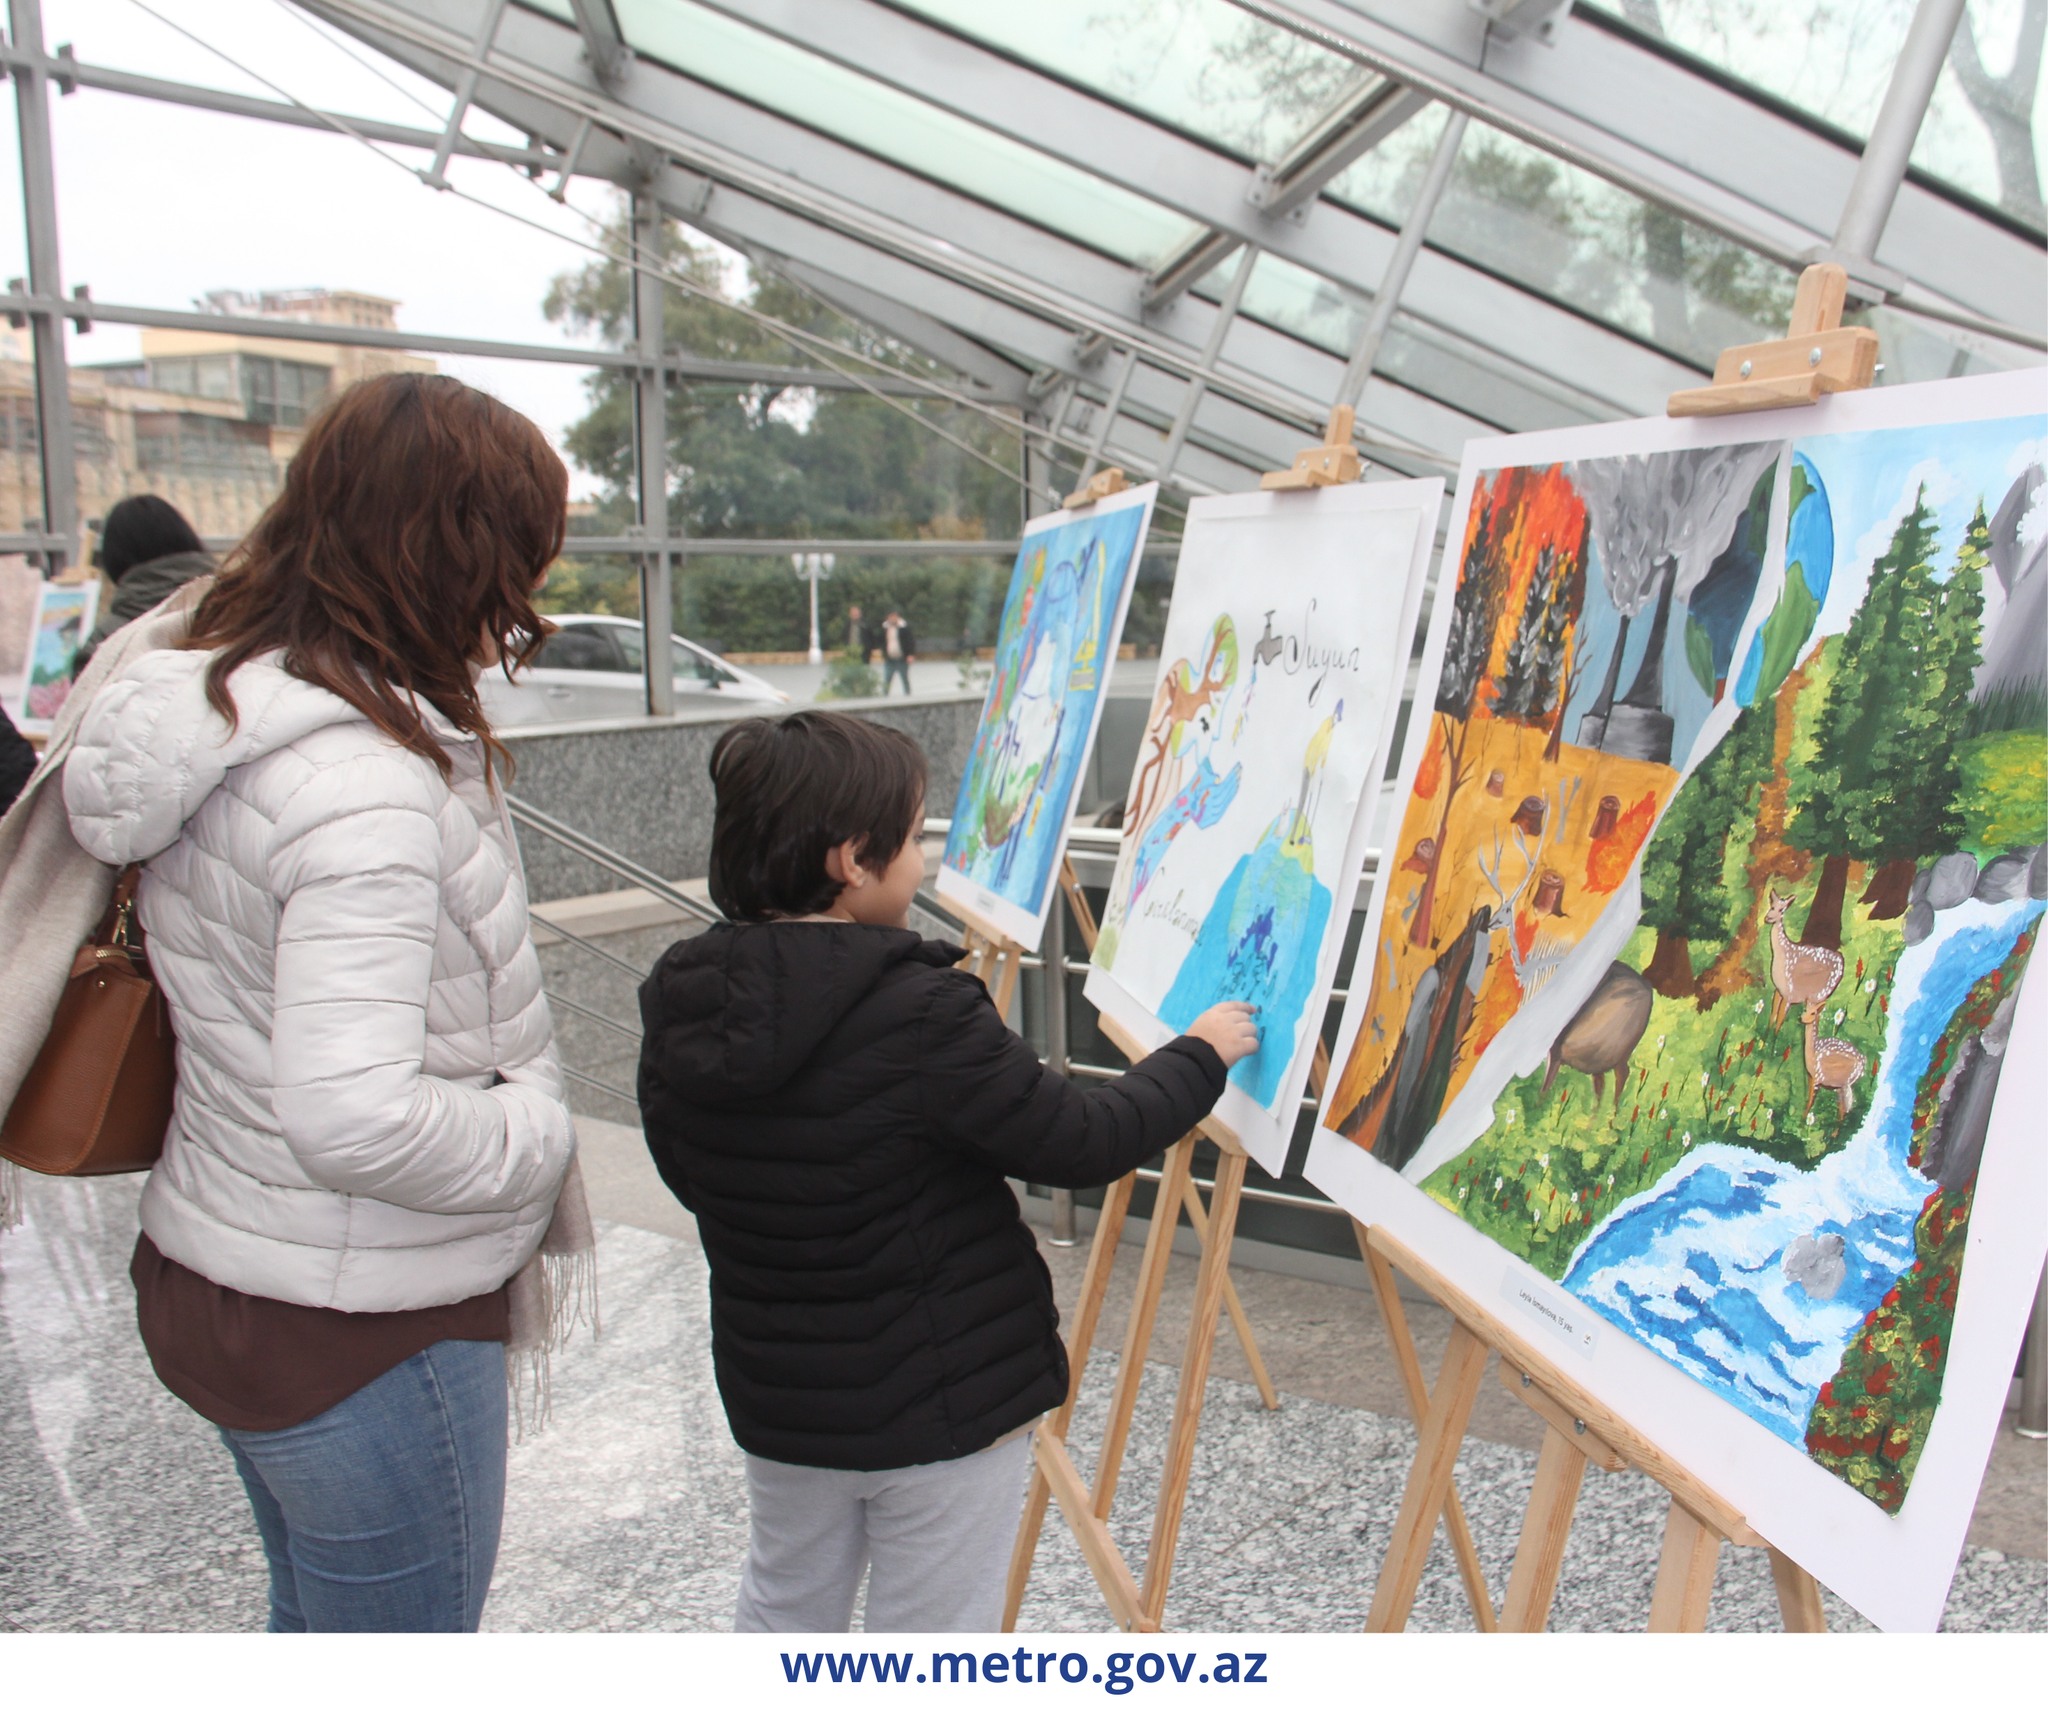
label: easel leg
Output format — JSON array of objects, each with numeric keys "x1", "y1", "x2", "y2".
[
  {"x1": 1140, "y1": 1145, "x2": 1248, "y2": 1626},
  {"x1": 1647, "y1": 1500, "x2": 1723, "y2": 1632},
  {"x1": 1357, "y1": 1224, "x2": 1496, "y2": 1630},
  {"x1": 1090, "y1": 1136, "x2": 1194, "y2": 1520},
  {"x1": 1768, "y1": 1549, "x2": 1827, "y2": 1633},
  {"x1": 1005, "y1": 1172, "x2": 1135, "y2": 1629},
  {"x1": 1179, "y1": 1177, "x2": 1278, "y2": 1410},
  {"x1": 1364, "y1": 1319, "x2": 1491, "y2": 1633},
  {"x1": 1499, "y1": 1427, "x2": 1588, "y2": 1631}
]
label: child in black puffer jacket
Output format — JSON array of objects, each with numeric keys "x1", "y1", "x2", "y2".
[{"x1": 638, "y1": 709, "x2": 1257, "y2": 1634}]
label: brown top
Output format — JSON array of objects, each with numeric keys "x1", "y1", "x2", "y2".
[{"x1": 130, "y1": 1234, "x2": 510, "y2": 1432}]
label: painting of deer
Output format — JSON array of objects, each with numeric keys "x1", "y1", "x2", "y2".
[
  {"x1": 1763, "y1": 884, "x2": 1844, "y2": 1030},
  {"x1": 1801, "y1": 1000, "x2": 1867, "y2": 1121},
  {"x1": 1541, "y1": 961, "x2": 1655, "y2": 1113}
]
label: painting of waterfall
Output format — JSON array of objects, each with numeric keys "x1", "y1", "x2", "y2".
[
  {"x1": 1085, "y1": 479, "x2": 1439, "y2": 1173},
  {"x1": 1306, "y1": 369, "x2": 2048, "y2": 1631}
]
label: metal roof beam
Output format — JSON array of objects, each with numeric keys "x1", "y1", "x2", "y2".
[
  {"x1": 566, "y1": 0, "x2": 630, "y2": 90},
  {"x1": 1228, "y1": 0, "x2": 2043, "y2": 334},
  {"x1": 312, "y1": 0, "x2": 1700, "y2": 428}
]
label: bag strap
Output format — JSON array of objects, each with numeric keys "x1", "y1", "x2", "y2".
[{"x1": 95, "y1": 864, "x2": 143, "y2": 952}]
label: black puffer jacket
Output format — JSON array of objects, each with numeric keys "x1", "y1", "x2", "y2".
[{"x1": 638, "y1": 921, "x2": 1227, "y2": 1471}]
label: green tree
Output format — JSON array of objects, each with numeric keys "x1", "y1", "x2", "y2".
[
  {"x1": 1793, "y1": 489, "x2": 1985, "y2": 944},
  {"x1": 543, "y1": 211, "x2": 1026, "y2": 649},
  {"x1": 1639, "y1": 698, "x2": 1774, "y2": 997}
]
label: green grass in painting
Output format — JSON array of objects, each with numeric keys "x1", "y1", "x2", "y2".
[{"x1": 1420, "y1": 911, "x2": 1904, "y2": 1284}]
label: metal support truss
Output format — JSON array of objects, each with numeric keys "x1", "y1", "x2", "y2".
[
  {"x1": 631, "y1": 191, "x2": 675, "y2": 718},
  {"x1": 1158, "y1": 245, "x2": 1260, "y2": 486},
  {"x1": 418, "y1": 0, "x2": 504, "y2": 189},
  {"x1": 7, "y1": 0, "x2": 78, "y2": 573},
  {"x1": 1334, "y1": 109, "x2": 1467, "y2": 411},
  {"x1": 567, "y1": 0, "x2": 630, "y2": 91},
  {"x1": 1825, "y1": 0, "x2": 1968, "y2": 286}
]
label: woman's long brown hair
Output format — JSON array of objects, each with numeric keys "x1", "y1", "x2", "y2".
[{"x1": 186, "y1": 372, "x2": 567, "y2": 780}]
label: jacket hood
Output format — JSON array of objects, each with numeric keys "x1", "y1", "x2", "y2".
[
  {"x1": 641, "y1": 921, "x2": 963, "y2": 1103},
  {"x1": 64, "y1": 646, "x2": 466, "y2": 868}
]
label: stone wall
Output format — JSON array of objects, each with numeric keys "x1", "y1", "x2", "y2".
[{"x1": 505, "y1": 690, "x2": 984, "y2": 902}]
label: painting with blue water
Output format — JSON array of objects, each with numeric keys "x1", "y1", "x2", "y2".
[
  {"x1": 937, "y1": 483, "x2": 1155, "y2": 947},
  {"x1": 1086, "y1": 481, "x2": 1440, "y2": 1173},
  {"x1": 1354, "y1": 398, "x2": 2047, "y2": 1516}
]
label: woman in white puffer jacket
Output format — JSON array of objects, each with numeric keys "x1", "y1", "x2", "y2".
[{"x1": 64, "y1": 373, "x2": 579, "y2": 1632}]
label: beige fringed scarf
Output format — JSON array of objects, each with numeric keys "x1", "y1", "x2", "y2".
[{"x1": 0, "y1": 581, "x2": 600, "y2": 1432}]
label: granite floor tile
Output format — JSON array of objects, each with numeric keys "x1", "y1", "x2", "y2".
[{"x1": 3, "y1": 1171, "x2": 2042, "y2": 1634}]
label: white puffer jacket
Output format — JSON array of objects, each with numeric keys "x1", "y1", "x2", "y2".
[{"x1": 63, "y1": 647, "x2": 575, "y2": 1312}]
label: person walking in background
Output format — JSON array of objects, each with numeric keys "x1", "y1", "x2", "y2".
[
  {"x1": 846, "y1": 603, "x2": 871, "y2": 664},
  {"x1": 74, "y1": 494, "x2": 215, "y2": 672},
  {"x1": 62, "y1": 374, "x2": 591, "y2": 1633},
  {"x1": 878, "y1": 607, "x2": 915, "y2": 695},
  {"x1": 637, "y1": 710, "x2": 1258, "y2": 1632}
]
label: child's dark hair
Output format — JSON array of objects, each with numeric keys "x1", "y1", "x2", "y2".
[{"x1": 707, "y1": 711, "x2": 928, "y2": 921}]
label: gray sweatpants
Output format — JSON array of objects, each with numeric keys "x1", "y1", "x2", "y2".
[{"x1": 734, "y1": 1434, "x2": 1033, "y2": 1633}]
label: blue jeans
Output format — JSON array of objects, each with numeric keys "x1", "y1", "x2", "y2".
[
  {"x1": 882, "y1": 656, "x2": 911, "y2": 695},
  {"x1": 219, "y1": 1339, "x2": 507, "y2": 1632}
]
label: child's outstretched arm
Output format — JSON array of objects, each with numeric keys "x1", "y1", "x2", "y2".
[{"x1": 916, "y1": 970, "x2": 1257, "y2": 1188}]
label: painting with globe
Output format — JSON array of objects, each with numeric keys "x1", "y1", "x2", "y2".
[{"x1": 1306, "y1": 370, "x2": 2048, "y2": 1632}]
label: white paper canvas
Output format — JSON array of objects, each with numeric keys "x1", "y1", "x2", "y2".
[
  {"x1": 1306, "y1": 368, "x2": 2048, "y2": 1632},
  {"x1": 1085, "y1": 479, "x2": 1441, "y2": 1173}
]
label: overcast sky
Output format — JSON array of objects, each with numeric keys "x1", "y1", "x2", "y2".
[{"x1": 0, "y1": 0, "x2": 638, "y2": 496}]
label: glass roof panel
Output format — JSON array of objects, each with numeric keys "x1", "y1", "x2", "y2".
[
  {"x1": 1326, "y1": 107, "x2": 1797, "y2": 371},
  {"x1": 599, "y1": 0, "x2": 1200, "y2": 265},
  {"x1": 891, "y1": 0, "x2": 1357, "y2": 162},
  {"x1": 1581, "y1": 2, "x2": 2046, "y2": 235}
]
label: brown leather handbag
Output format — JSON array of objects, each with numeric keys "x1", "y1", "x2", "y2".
[{"x1": 0, "y1": 866, "x2": 176, "y2": 1176}]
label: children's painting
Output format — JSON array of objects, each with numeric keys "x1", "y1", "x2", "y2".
[
  {"x1": 14, "y1": 580, "x2": 97, "y2": 737},
  {"x1": 1086, "y1": 479, "x2": 1440, "y2": 1173},
  {"x1": 1307, "y1": 369, "x2": 2048, "y2": 1632},
  {"x1": 938, "y1": 483, "x2": 1156, "y2": 946}
]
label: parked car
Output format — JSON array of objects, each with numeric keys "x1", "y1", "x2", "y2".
[{"x1": 480, "y1": 613, "x2": 790, "y2": 727}]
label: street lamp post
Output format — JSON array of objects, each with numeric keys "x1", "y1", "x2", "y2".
[{"x1": 794, "y1": 550, "x2": 835, "y2": 665}]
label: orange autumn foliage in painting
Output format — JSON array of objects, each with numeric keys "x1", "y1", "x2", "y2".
[{"x1": 1584, "y1": 790, "x2": 1659, "y2": 892}]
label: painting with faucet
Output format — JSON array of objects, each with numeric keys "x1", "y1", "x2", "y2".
[
  {"x1": 1085, "y1": 480, "x2": 1439, "y2": 1174},
  {"x1": 1307, "y1": 371, "x2": 2048, "y2": 1630}
]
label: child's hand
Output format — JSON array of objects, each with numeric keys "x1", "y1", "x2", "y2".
[{"x1": 1187, "y1": 1001, "x2": 1260, "y2": 1068}]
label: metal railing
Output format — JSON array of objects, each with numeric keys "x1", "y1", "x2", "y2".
[{"x1": 514, "y1": 802, "x2": 1380, "y2": 1246}]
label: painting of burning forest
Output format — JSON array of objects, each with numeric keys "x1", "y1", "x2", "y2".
[{"x1": 1320, "y1": 411, "x2": 2046, "y2": 1515}]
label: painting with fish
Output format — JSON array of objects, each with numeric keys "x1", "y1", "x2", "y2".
[
  {"x1": 1086, "y1": 479, "x2": 1439, "y2": 1173},
  {"x1": 1307, "y1": 369, "x2": 2048, "y2": 1632},
  {"x1": 938, "y1": 482, "x2": 1156, "y2": 947}
]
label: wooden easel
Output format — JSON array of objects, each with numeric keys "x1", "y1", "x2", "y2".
[
  {"x1": 1004, "y1": 858, "x2": 1279, "y2": 1633},
  {"x1": 1352, "y1": 264, "x2": 1872, "y2": 1633},
  {"x1": 1004, "y1": 412, "x2": 1391, "y2": 1633},
  {"x1": 951, "y1": 897, "x2": 1031, "y2": 1024}
]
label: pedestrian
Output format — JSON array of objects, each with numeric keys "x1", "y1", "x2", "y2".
[
  {"x1": 75, "y1": 494, "x2": 215, "y2": 672},
  {"x1": 878, "y1": 607, "x2": 915, "y2": 695},
  {"x1": 636, "y1": 709, "x2": 1259, "y2": 1632},
  {"x1": 60, "y1": 373, "x2": 592, "y2": 1633},
  {"x1": 846, "y1": 603, "x2": 871, "y2": 664}
]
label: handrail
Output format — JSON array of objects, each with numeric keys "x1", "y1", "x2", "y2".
[
  {"x1": 507, "y1": 795, "x2": 723, "y2": 926},
  {"x1": 528, "y1": 909, "x2": 647, "y2": 978},
  {"x1": 545, "y1": 987, "x2": 643, "y2": 1043}
]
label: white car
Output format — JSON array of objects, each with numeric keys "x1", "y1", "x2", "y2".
[{"x1": 480, "y1": 614, "x2": 790, "y2": 728}]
